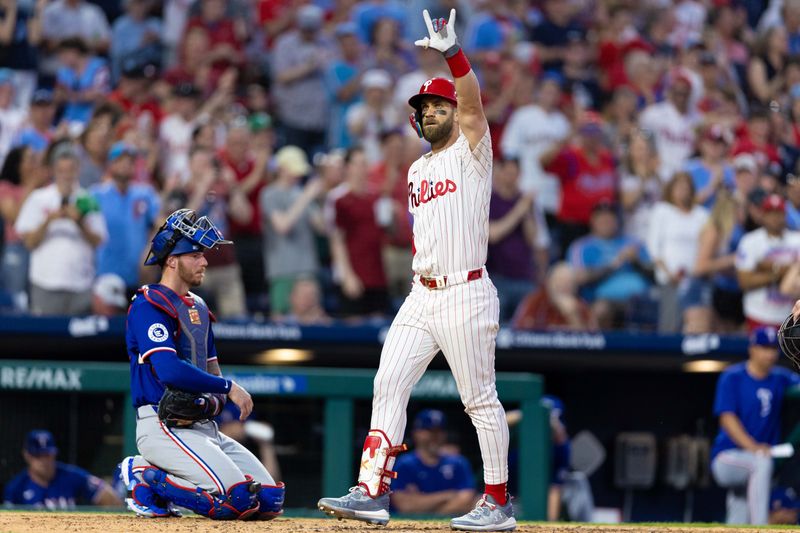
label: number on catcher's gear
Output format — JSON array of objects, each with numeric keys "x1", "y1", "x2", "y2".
[
  {"x1": 779, "y1": 314, "x2": 800, "y2": 369},
  {"x1": 157, "y1": 386, "x2": 225, "y2": 427}
]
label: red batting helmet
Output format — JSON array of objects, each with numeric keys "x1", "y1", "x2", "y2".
[{"x1": 408, "y1": 77, "x2": 457, "y2": 111}]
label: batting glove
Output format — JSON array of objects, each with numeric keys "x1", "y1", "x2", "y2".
[{"x1": 414, "y1": 9, "x2": 460, "y2": 57}]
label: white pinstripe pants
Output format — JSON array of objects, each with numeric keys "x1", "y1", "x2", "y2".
[{"x1": 371, "y1": 274, "x2": 509, "y2": 484}]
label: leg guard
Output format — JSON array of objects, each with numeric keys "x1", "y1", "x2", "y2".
[
  {"x1": 357, "y1": 429, "x2": 407, "y2": 497},
  {"x1": 142, "y1": 467, "x2": 260, "y2": 520},
  {"x1": 253, "y1": 482, "x2": 285, "y2": 520},
  {"x1": 118, "y1": 456, "x2": 177, "y2": 518}
]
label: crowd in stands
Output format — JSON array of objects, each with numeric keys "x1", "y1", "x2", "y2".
[{"x1": 4, "y1": 0, "x2": 800, "y2": 333}]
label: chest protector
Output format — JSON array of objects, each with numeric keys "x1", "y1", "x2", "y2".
[{"x1": 140, "y1": 284, "x2": 214, "y2": 371}]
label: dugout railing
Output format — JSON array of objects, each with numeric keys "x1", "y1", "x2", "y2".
[{"x1": 0, "y1": 360, "x2": 547, "y2": 519}]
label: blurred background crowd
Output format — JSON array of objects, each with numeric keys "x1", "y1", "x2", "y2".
[{"x1": 5, "y1": 0, "x2": 800, "y2": 333}]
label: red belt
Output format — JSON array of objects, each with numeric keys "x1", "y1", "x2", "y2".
[{"x1": 418, "y1": 268, "x2": 483, "y2": 289}]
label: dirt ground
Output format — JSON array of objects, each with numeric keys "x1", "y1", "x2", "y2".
[{"x1": 0, "y1": 514, "x2": 778, "y2": 533}]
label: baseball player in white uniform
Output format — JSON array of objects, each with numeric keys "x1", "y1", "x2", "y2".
[{"x1": 318, "y1": 9, "x2": 515, "y2": 532}]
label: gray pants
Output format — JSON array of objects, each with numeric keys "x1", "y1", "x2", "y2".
[
  {"x1": 131, "y1": 406, "x2": 274, "y2": 496},
  {"x1": 562, "y1": 471, "x2": 595, "y2": 522},
  {"x1": 711, "y1": 449, "x2": 772, "y2": 525},
  {"x1": 30, "y1": 284, "x2": 92, "y2": 316}
]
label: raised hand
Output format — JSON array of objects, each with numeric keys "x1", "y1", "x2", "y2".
[{"x1": 414, "y1": 9, "x2": 458, "y2": 55}]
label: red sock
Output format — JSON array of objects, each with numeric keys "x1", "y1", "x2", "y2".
[{"x1": 484, "y1": 483, "x2": 507, "y2": 505}]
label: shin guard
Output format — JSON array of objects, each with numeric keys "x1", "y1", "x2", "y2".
[{"x1": 357, "y1": 429, "x2": 407, "y2": 497}]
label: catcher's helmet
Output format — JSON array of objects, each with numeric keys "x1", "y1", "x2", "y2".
[
  {"x1": 779, "y1": 314, "x2": 800, "y2": 368},
  {"x1": 408, "y1": 77, "x2": 457, "y2": 137},
  {"x1": 144, "y1": 209, "x2": 231, "y2": 266}
]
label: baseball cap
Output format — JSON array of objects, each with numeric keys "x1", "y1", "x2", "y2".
[
  {"x1": 733, "y1": 153, "x2": 757, "y2": 173},
  {"x1": 108, "y1": 141, "x2": 137, "y2": 162},
  {"x1": 248, "y1": 112, "x2": 272, "y2": 133},
  {"x1": 31, "y1": 88, "x2": 54, "y2": 106},
  {"x1": 541, "y1": 395, "x2": 565, "y2": 419},
  {"x1": 540, "y1": 70, "x2": 565, "y2": 89},
  {"x1": 121, "y1": 58, "x2": 159, "y2": 80},
  {"x1": 25, "y1": 430, "x2": 58, "y2": 456},
  {"x1": 362, "y1": 69, "x2": 392, "y2": 91},
  {"x1": 750, "y1": 325, "x2": 779, "y2": 348},
  {"x1": 592, "y1": 200, "x2": 616, "y2": 215},
  {"x1": 335, "y1": 22, "x2": 358, "y2": 38},
  {"x1": 297, "y1": 4, "x2": 323, "y2": 31},
  {"x1": 413, "y1": 409, "x2": 446, "y2": 431},
  {"x1": 761, "y1": 193, "x2": 786, "y2": 212},
  {"x1": 93, "y1": 273, "x2": 128, "y2": 308},
  {"x1": 0, "y1": 68, "x2": 13, "y2": 86},
  {"x1": 699, "y1": 51, "x2": 718, "y2": 66},
  {"x1": 670, "y1": 70, "x2": 693, "y2": 89},
  {"x1": 173, "y1": 82, "x2": 201, "y2": 98},
  {"x1": 274, "y1": 145, "x2": 311, "y2": 177}
]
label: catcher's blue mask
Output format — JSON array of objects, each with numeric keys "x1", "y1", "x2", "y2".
[{"x1": 144, "y1": 209, "x2": 232, "y2": 266}]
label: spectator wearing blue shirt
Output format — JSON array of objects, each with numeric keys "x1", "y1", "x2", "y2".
[
  {"x1": 55, "y1": 37, "x2": 110, "y2": 135},
  {"x1": 683, "y1": 125, "x2": 735, "y2": 208},
  {"x1": 567, "y1": 202, "x2": 651, "y2": 329},
  {"x1": 786, "y1": 172, "x2": 800, "y2": 231},
  {"x1": 13, "y1": 89, "x2": 56, "y2": 154},
  {"x1": 109, "y1": 0, "x2": 163, "y2": 83},
  {"x1": 91, "y1": 142, "x2": 161, "y2": 291},
  {"x1": 3, "y1": 430, "x2": 121, "y2": 509},
  {"x1": 325, "y1": 23, "x2": 365, "y2": 150},
  {"x1": 351, "y1": 0, "x2": 408, "y2": 44},
  {"x1": 711, "y1": 326, "x2": 800, "y2": 525},
  {"x1": 391, "y1": 409, "x2": 477, "y2": 516},
  {"x1": 529, "y1": 0, "x2": 585, "y2": 73},
  {"x1": 464, "y1": 2, "x2": 525, "y2": 56}
]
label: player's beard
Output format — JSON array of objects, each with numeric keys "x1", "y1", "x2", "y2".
[
  {"x1": 422, "y1": 114, "x2": 454, "y2": 145},
  {"x1": 177, "y1": 260, "x2": 204, "y2": 288}
]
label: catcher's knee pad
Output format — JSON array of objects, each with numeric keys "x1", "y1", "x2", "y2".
[
  {"x1": 142, "y1": 467, "x2": 260, "y2": 520},
  {"x1": 254, "y1": 482, "x2": 285, "y2": 520},
  {"x1": 357, "y1": 429, "x2": 407, "y2": 497}
]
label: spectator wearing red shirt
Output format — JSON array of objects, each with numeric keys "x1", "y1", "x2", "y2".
[
  {"x1": 731, "y1": 107, "x2": 781, "y2": 170},
  {"x1": 480, "y1": 52, "x2": 519, "y2": 156},
  {"x1": 367, "y1": 129, "x2": 413, "y2": 305},
  {"x1": 332, "y1": 146, "x2": 388, "y2": 318},
  {"x1": 184, "y1": 0, "x2": 244, "y2": 80},
  {"x1": 219, "y1": 123, "x2": 271, "y2": 305},
  {"x1": 163, "y1": 26, "x2": 216, "y2": 93},
  {"x1": 541, "y1": 113, "x2": 618, "y2": 256},
  {"x1": 257, "y1": 0, "x2": 297, "y2": 50},
  {"x1": 107, "y1": 60, "x2": 163, "y2": 135}
]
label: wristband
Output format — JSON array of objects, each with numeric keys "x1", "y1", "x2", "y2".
[{"x1": 445, "y1": 47, "x2": 471, "y2": 78}]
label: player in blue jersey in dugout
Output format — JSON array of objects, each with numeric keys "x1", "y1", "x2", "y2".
[
  {"x1": 390, "y1": 409, "x2": 478, "y2": 516},
  {"x1": 4, "y1": 430, "x2": 122, "y2": 509},
  {"x1": 116, "y1": 208, "x2": 284, "y2": 520},
  {"x1": 710, "y1": 325, "x2": 800, "y2": 525}
]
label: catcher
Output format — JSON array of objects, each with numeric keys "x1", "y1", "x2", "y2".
[{"x1": 117, "y1": 209, "x2": 284, "y2": 520}]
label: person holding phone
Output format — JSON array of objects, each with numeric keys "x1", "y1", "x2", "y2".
[{"x1": 15, "y1": 146, "x2": 107, "y2": 315}]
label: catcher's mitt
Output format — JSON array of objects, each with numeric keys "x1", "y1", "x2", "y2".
[
  {"x1": 157, "y1": 387, "x2": 225, "y2": 427},
  {"x1": 779, "y1": 314, "x2": 800, "y2": 369}
]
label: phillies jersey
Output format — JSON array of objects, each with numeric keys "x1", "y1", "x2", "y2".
[
  {"x1": 408, "y1": 130, "x2": 493, "y2": 276},
  {"x1": 3, "y1": 463, "x2": 105, "y2": 509}
]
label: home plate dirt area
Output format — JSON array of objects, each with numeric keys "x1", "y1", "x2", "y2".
[{"x1": 0, "y1": 514, "x2": 783, "y2": 533}]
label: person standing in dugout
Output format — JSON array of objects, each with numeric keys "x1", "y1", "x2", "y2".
[{"x1": 318, "y1": 9, "x2": 516, "y2": 532}]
